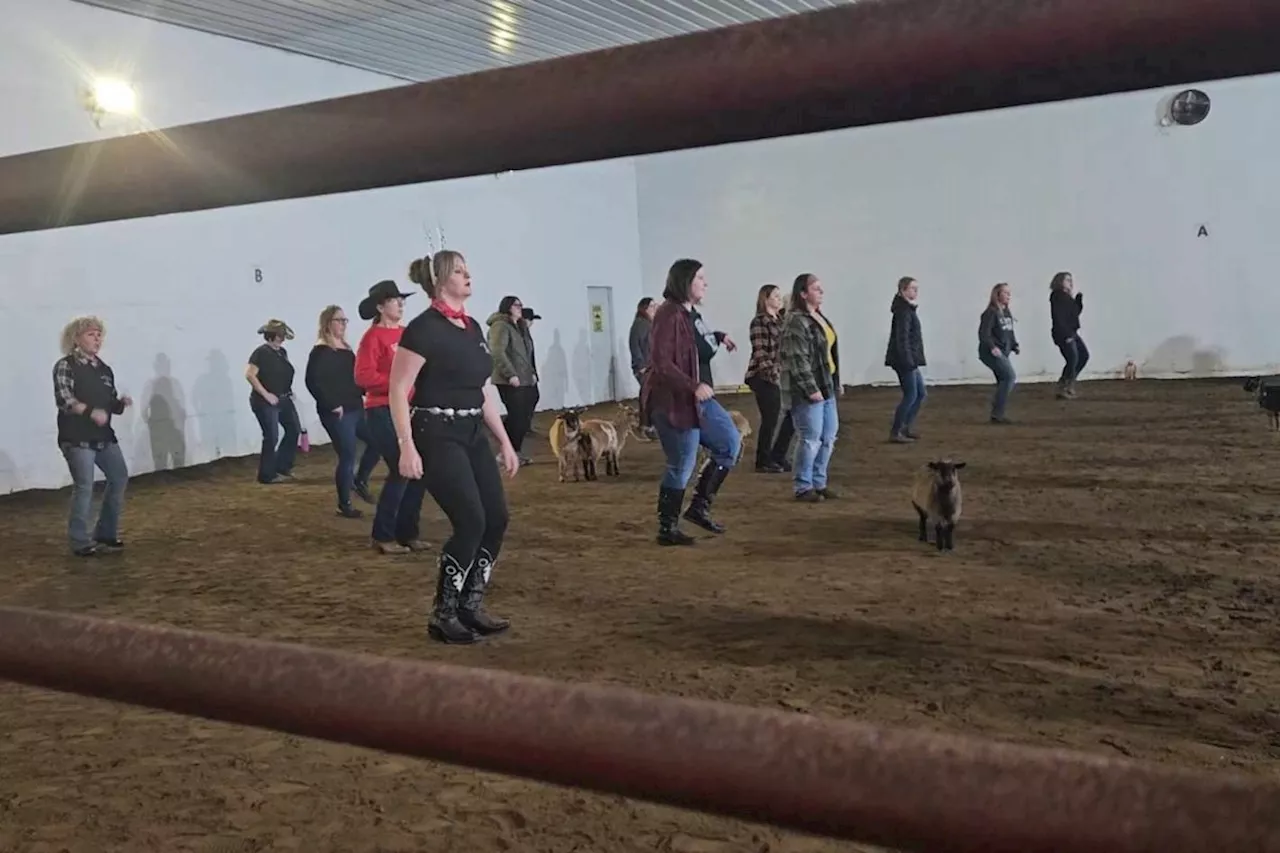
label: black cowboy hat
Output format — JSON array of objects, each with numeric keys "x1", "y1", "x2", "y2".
[
  {"x1": 521, "y1": 307, "x2": 542, "y2": 321},
  {"x1": 358, "y1": 280, "x2": 414, "y2": 321}
]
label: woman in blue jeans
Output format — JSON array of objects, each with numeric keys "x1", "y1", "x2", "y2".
[
  {"x1": 779, "y1": 274, "x2": 840, "y2": 502},
  {"x1": 244, "y1": 319, "x2": 302, "y2": 484},
  {"x1": 53, "y1": 315, "x2": 133, "y2": 556},
  {"x1": 977, "y1": 283, "x2": 1019, "y2": 424},
  {"x1": 641, "y1": 258, "x2": 741, "y2": 546},
  {"x1": 1049, "y1": 270, "x2": 1088, "y2": 399},
  {"x1": 306, "y1": 305, "x2": 381, "y2": 517},
  {"x1": 884, "y1": 276, "x2": 927, "y2": 444}
]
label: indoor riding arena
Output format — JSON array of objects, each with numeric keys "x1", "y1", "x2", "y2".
[{"x1": 4, "y1": 1, "x2": 1280, "y2": 852}]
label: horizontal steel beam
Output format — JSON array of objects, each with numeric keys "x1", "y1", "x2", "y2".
[
  {"x1": 3, "y1": 0, "x2": 1280, "y2": 234},
  {"x1": 1, "y1": 606, "x2": 1278, "y2": 852}
]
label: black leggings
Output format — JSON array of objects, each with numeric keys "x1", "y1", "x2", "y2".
[
  {"x1": 414, "y1": 414, "x2": 510, "y2": 572},
  {"x1": 497, "y1": 384, "x2": 537, "y2": 453},
  {"x1": 746, "y1": 376, "x2": 794, "y2": 466}
]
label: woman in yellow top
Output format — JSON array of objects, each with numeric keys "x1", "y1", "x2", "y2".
[{"x1": 779, "y1": 273, "x2": 841, "y2": 502}]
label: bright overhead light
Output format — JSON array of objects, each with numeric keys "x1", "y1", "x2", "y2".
[
  {"x1": 88, "y1": 77, "x2": 138, "y2": 116},
  {"x1": 488, "y1": 0, "x2": 518, "y2": 55}
]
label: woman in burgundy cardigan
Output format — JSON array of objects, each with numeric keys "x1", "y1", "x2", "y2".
[{"x1": 641, "y1": 258, "x2": 741, "y2": 546}]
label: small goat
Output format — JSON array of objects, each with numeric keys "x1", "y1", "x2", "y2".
[
  {"x1": 1243, "y1": 376, "x2": 1280, "y2": 431},
  {"x1": 558, "y1": 406, "x2": 629, "y2": 481},
  {"x1": 911, "y1": 460, "x2": 966, "y2": 552},
  {"x1": 555, "y1": 409, "x2": 595, "y2": 482},
  {"x1": 1123, "y1": 360, "x2": 1138, "y2": 381}
]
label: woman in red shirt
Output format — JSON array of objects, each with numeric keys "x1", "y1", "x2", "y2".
[{"x1": 355, "y1": 278, "x2": 430, "y2": 554}]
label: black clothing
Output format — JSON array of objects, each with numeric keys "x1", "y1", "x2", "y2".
[
  {"x1": 400, "y1": 308, "x2": 493, "y2": 410},
  {"x1": 249, "y1": 343, "x2": 295, "y2": 398},
  {"x1": 305, "y1": 344, "x2": 364, "y2": 414}
]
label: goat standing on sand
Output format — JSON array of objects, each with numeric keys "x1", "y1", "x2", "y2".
[
  {"x1": 555, "y1": 409, "x2": 595, "y2": 482},
  {"x1": 1243, "y1": 376, "x2": 1280, "y2": 431},
  {"x1": 911, "y1": 460, "x2": 965, "y2": 551}
]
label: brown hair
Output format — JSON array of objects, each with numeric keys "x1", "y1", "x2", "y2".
[
  {"x1": 408, "y1": 251, "x2": 466, "y2": 298},
  {"x1": 789, "y1": 274, "x2": 817, "y2": 313},
  {"x1": 897, "y1": 276, "x2": 917, "y2": 294},
  {"x1": 755, "y1": 284, "x2": 779, "y2": 316},
  {"x1": 1049, "y1": 271, "x2": 1072, "y2": 292}
]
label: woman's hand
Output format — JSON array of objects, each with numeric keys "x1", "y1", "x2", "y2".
[
  {"x1": 499, "y1": 443, "x2": 520, "y2": 478},
  {"x1": 90, "y1": 408, "x2": 108, "y2": 426},
  {"x1": 120, "y1": 395, "x2": 133, "y2": 409},
  {"x1": 722, "y1": 335, "x2": 738, "y2": 353},
  {"x1": 509, "y1": 377, "x2": 520, "y2": 388},
  {"x1": 809, "y1": 391, "x2": 823, "y2": 403},
  {"x1": 263, "y1": 392, "x2": 279, "y2": 406},
  {"x1": 695, "y1": 383, "x2": 715, "y2": 402},
  {"x1": 399, "y1": 444, "x2": 423, "y2": 479},
  {"x1": 991, "y1": 347, "x2": 1002, "y2": 357},
  {"x1": 332, "y1": 406, "x2": 343, "y2": 416}
]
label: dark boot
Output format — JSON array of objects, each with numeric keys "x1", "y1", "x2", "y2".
[
  {"x1": 428, "y1": 553, "x2": 480, "y2": 645},
  {"x1": 458, "y1": 547, "x2": 510, "y2": 636},
  {"x1": 683, "y1": 461, "x2": 731, "y2": 534},
  {"x1": 657, "y1": 486, "x2": 696, "y2": 546}
]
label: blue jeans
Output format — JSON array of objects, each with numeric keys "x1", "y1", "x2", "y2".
[
  {"x1": 891, "y1": 367, "x2": 927, "y2": 436},
  {"x1": 318, "y1": 408, "x2": 381, "y2": 508},
  {"x1": 250, "y1": 393, "x2": 301, "y2": 483},
  {"x1": 978, "y1": 349, "x2": 1017, "y2": 418},
  {"x1": 652, "y1": 398, "x2": 742, "y2": 490},
  {"x1": 365, "y1": 405, "x2": 429, "y2": 544},
  {"x1": 62, "y1": 442, "x2": 129, "y2": 551},
  {"x1": 791, "y1": 396, "x2": 838, "y2": 493},
  {"x1": 1057, "y1": 336, "x2": 1090, "y2": 384}
]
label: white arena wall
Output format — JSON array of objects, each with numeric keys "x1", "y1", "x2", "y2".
[
  {"x1": 0, "y1": 0, "x2": 643, "y2": 493},
  {"x1": 633, "y1": 72, "x2": 1280, "y2": 389},
  {"x1": 4, "y1": 0, "x2": 1277, "y2": 494}
]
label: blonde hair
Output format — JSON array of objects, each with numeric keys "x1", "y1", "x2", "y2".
[
  {"x1": 60, "y1": 315, "x2": 104, "y2": 356},
  {"x1": 408, "y1": 251, "x2": 465, "y2": 299},
  {"x1": 316, "y1": 304, "x2": 347, "y2": 347},
  {"x1": 989, "y1": 283, "x2": 1015, "y2": 320}
]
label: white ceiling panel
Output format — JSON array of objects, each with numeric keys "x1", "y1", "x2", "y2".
[{"x1": 71, "y1": 0, "x2": 854, "y2": 82}]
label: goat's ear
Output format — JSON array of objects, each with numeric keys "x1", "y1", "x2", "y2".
[
  {"x1": 954, "y1": 462, "x2": 967, "y2": 470},
  {"x1": 926, "y1": 461, "x2": 940, "y2": 471}
]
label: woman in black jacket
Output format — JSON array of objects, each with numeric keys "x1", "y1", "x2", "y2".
[
  {"x1": 978, "y1": 283, "x2": 1020, "y2": 423},
  {"x1": 884, "y1": 276, "x2": 927, "y2": 443},
  {"x1": 1049, "y1": 271, "x2": 1088, "y2": 399},
  {"x1": 306, "y1": 305, "x2": 381, "y2": 517}
]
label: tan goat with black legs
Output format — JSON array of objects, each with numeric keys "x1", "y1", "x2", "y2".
[
  {"x1": 556, "y1": 406, "x2": 632, "y2": 481},
  {"x1": 911, "y1": 459, "x2": 966, "y2": 551},
  {"x1": 556, "y1": 409, "x2": 594, "y2": 483}
]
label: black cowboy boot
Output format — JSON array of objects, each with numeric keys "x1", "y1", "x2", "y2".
[
  {"x1": 657, "y1": 486, "x2": 696, "y2": 546},
  {"x1": 428, "y1": 553, "x2": 480, "y2": 645},
  {"x1": 683, "y1": 461, "x2": 731, "y2": 534},
  {"x1": 458, "y1": 547, "x2": 510, "y2": 636}
]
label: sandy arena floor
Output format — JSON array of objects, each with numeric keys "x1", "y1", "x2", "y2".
[{"x1": 2, "y1": 379, "x2": 1279, "y2": 853}]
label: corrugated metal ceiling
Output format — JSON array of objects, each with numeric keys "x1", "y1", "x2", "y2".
[{"x1": 71, "y1": 0, "x2": 854, "y2": 83}]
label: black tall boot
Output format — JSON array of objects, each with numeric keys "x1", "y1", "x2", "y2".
[
  {"x1": 683, "y1": 460, "x2": 731, "y2": 534},
  {"x1": 428, "y1": 553, "x2": 480, "y2": 645},
  {"x1": 458, "y1": 547, "x2": 510, "y2": 636},
  {"x1": 657, "y1": 486, "x2": 696, "y2": 546}
]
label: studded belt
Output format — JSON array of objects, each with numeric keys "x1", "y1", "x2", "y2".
[{"x1": 411, "y1": 406, "x2": 482, "y2": 419}]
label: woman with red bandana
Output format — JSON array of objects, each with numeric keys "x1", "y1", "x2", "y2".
[{"x1": 389, "y1": 252, "x2": 520, "y2": 645}]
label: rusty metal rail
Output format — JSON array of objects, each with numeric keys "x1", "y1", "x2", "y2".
[
  {"x1": 1, "y1": 606, "x2": 1278, "y2": 852},
  {"x1": 4, "y1": 0, "x2": 1280, "y2": 233}
]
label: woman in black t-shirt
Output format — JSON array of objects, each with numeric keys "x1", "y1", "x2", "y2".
[
  {"x1": 245, "y1": 319, "x2": 303, "y2": 484},
  {"x1": 389, "y1": 251, "x2": 520, "y2": 645}
]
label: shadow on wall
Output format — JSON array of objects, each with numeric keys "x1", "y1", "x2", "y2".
[
  {"x1": 193, "y1": 350, "x2": 237, "y2": 460},
  {"x1": 572, "y1": 329, "x2": 592, "y2": 405},
  {"x1": 1142, "y1": 335, "x2": 1227, "y2": 378},
  {"x1": 142, "y1": 353, "x2": 188, "y2": 471},
  {"x1": 0, "y1": 449, "x2": 19, "y2": 494},
  {"x1": 540, "y1": 330, "x2": 569, "y2": 410}
]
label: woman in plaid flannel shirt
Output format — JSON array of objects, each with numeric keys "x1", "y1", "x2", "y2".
[{"x1": 744, "y1": 284, "x2": 794, "y2": 473}]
